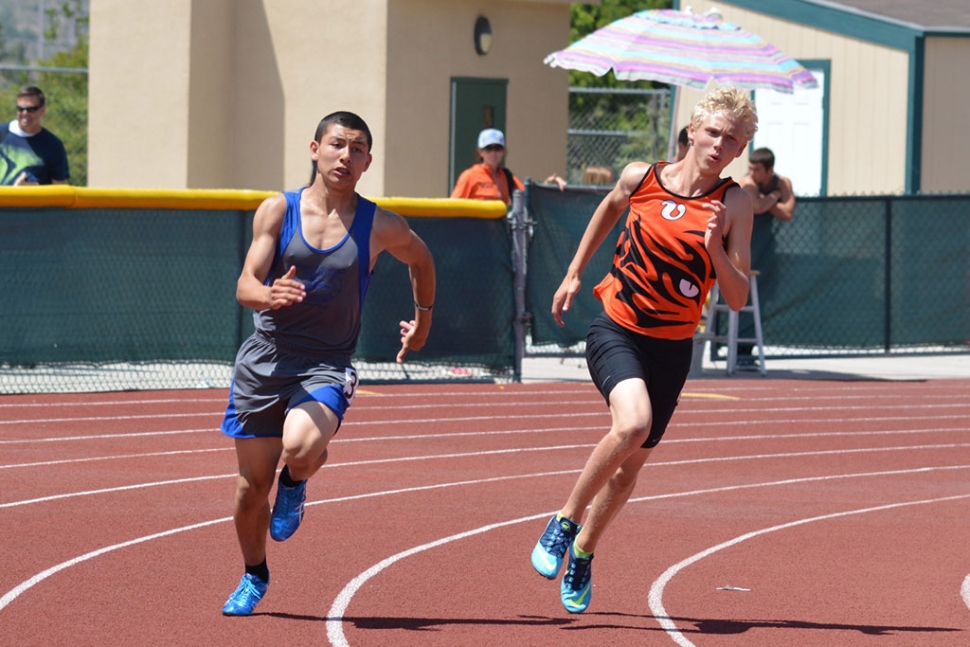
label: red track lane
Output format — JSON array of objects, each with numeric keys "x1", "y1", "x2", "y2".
[{"x1": 2, "y1": 378, "x2": 969, "y2": 646}]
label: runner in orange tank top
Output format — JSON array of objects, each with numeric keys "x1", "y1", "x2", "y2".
[
  {"x1": 530, "y1": 85, "x2": 758, "y2": 614},
  {"x1": 593, "y1": 161, "x2": 738, "y2": 339}
]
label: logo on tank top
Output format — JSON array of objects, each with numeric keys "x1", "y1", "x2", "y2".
[
  {"x1": 660, "y1": 200, "x2": 686, "y2": 221},
  {"x1": 303, "y1": 269, "x2": 344, "y2": 305}
]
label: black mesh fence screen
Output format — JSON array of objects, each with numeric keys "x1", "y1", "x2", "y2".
[
  {"x1": 0, "y1": 206, "x2": 515, "y2": 393},
  {"x1": 525, "y1": 185, "x2": 970, "y2": 356},
  {"x1": 2, "y1": 189, "x2": 967, "y2": 394}
]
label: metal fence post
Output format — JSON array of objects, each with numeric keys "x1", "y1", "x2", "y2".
[{"x1": 509, "y1": 186, "x2": 529, "y2": 382}]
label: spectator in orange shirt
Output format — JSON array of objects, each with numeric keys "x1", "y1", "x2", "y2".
[{"x1": 451, "y1": 128, "x2": 565, "y2": 205}]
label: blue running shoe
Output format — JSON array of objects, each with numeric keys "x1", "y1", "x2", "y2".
[
  {"x1": 531, "y1": 514, "x2": 580, "y2": 579},
  {"x1": 222, "y1": 573, "x2": 268, "y2": 616},
  {"x1": 560, "y1": 543, "x2": 593, "y2": 614},
  {"x1": 269, "y1": 476, "x2": 306, "y2": 542}
]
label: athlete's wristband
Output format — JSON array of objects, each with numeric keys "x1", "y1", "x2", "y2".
[{"x1": 414, "y1": 301, "x2": 434, "y2": 312}]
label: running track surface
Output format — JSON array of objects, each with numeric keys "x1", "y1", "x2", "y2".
[{"x1": 2, "y1": 377, "x2": 970, "y2": 646}]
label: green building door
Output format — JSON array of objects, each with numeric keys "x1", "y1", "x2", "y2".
[{"x1": 449, "y1": 77, "x2": 508, "y2": 194}]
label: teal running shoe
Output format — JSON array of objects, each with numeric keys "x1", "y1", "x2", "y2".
[
  {"x1": 531, "y1": 514, "x2": 580, "y2": 579},
  {"x1": 222, "y1": 573, "x2": 268, "y2": 616},
  {"x1": 560, "y1": 543, "x2": 593, "y2": 614},
  {"x1": 269, "y1": 476, "x2": 306, "y2": 542}
]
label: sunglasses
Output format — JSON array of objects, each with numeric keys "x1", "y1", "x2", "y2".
[
  {"x1": 483, "y1": 144, "x2": 504, "y2": 152},
  {"x1": 16, "y1": 105, "x2": 41, "y2": 113}
]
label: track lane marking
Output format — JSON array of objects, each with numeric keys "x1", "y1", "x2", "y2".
[
  {"x1": 6, "y1": 440, "x2": 970, "y2": 507},
  {"x1": 325, "y1": 465, "x2": 970, "y2": 647},
  {"x1": 2, "y1": 412, "x2": 967, "y2": 444},
  {"x1": 647, "y1": 493, "x2": 970, "y2": 646}
]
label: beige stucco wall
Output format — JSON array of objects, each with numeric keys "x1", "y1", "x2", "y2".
[
  {"x1": 681, "y1": 1, "x2": 911, "y2": 195},
  {"x1": 921, "y1": 37, "x2": 970, "y2": 193},
  {"x1": 91, "y1": 0, "x2": 388, "y2": 193},
  {"x1": 386, "y1": 0, "x2": 570, "y2": 198},
  {"x1": 89, "y1": 0, "x2": 569, "y2": 197},
  {"x1": 89, "y1": 0, "x2": 194, "y2": 188}
]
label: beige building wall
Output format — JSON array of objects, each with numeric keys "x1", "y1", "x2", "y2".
[
  {"x1": 680, "y1": 1, "x2": 911, "y2": 195},
  {"x1": 89, "y1": 0, "x2": 194, "y2": 188},
  {"x1": 89, "y1": 0, "x2": 569, "y2": 198},
  {"x1": 386, "y1": 0, "x2": 570, "y2": 198},
  {"x1": 921, "y1": 37, "x2": 970, "y2": 194}
]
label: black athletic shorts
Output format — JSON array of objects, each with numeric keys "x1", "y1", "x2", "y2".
[{"x1": 585, "y1": 311, "x2": 693, "y2": 448}]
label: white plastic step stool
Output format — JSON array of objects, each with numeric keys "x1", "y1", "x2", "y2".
[{"x1": 702, "y1": 270, "x2": 766, "y2": 376}]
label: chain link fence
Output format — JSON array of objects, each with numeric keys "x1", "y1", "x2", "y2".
[{"x1": 566, "y1": 87, "x2": 673, "y2": 188}]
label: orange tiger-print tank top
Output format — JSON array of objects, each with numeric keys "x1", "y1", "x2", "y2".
[{"x1": 592, "y1": 162, "x2": 736, "y2": 340}]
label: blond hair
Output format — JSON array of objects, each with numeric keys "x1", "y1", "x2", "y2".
[{"x1": 690, "y1": 85, "x2": 758, "y2": 142}]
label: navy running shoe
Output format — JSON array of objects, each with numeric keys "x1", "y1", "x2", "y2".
[
  {"x1": 560, "y1": 543, "x2": 593, "y2": 614},
  {"x1": 531, "y1": 514, "x2": 579, "y2": 579},
  {"x1": 269, "y1": 476, "x2": 306, "y2": 542},
  {"x1": 222, "y1": 573, "x2": 268, "y2": 616}
]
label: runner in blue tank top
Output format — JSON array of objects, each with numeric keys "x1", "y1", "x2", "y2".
[{"x1": 220, "y1": 112, "x2": 436, "y2": 616}]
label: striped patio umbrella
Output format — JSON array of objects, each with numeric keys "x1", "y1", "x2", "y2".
[{"x1": 544, "y1": 8, "x2": 817, "y2": 94}]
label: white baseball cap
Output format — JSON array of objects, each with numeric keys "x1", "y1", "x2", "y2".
[{"x1": 477, "y1": 128, "x2": 505, "y2": 149}]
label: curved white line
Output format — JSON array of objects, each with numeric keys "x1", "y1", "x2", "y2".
[
  {"x1": 324, "y1": 465, "x2": 970, "y2": 646},
  {"x1": 0, "y1": 469, "x2": 577, "y2": 613},
  {"x1": 8, "y1": 442, "x2": 970, "y2": 509},
  {"x1": 2, "y1": 420, "x2": 967, "y2": 470},
  {"x1": 0, "y1": 517, "x2": 229, "y2": 612},
  {"x1": 648, "y1": 493, "x2": 970, "y2": 646},
  {"x1": 325, "y1": 512, "x2": 550, "y2": 647},
  {"x1": 961, "y1": 575, "x2": 970, "y2": 612},
  {"x1": 2, "y1": 400, "x2": 962, "y2": 430}
]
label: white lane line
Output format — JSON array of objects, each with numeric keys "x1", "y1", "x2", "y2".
[
  {"x1": 4, "y1": 463, "x2": 967, "y2": 628},
  {"x1": 0, "y1": 412, "x2": 220, "y2": 425},
  {"x1": 0, "y1": 517, "x2": 230, "y2": 614},
  {"x1": 0, "y1": 445, "x2": 593, "y2": 508},
  {"x1": 647, "y1": 493, "x2": 970, "y2": 647},
  {"x1": 0, "y1": 429, "x2": 216, "y2": 443},
  {"x1": 961, "y1": 575, "x2": 970, "y2": 612},
  {"x1": 2, "y1": 401, "x2": 965, "y2": 429},
  {"x1": 7, "y1": 442, "x2": 970, "y2": 508},
  {"x1": 324, "y1": 465, "x2": 970, "y2": 647},
  {"x1": 2, "y1": 412, "x2": 967, "y2": 446},
  {"x1": 0, "y1": 447, "x2": 231, "y2": 470},
  {"x1": 0, "y1": 470, "x2": 577, "y2": 613}
]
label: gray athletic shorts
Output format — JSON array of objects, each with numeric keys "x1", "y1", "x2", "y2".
[
  {"x1": 585, "y1": 312, "x2": 693, "y2": 448},
  {"x1": 220, "y1": 331, "x2": 359, "y2": 439}
]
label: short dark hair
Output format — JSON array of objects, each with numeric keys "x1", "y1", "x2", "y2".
[
  {"x1": 17, "y1": 85, "x2": 46, "y2": 107},
  {"x1": 749, "y1": 147, "x2": 775, "y2": 171},
  {"x1": 678, "y1": 126, "x2": 689, "y2": 147},
  {"x1": 314, "y1": 111, "x2": 372, "y2": 150}
]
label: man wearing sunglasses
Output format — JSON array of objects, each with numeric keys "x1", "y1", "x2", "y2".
[{"x1": 1, "y1": 85, "x2": 69, "y2": 186}]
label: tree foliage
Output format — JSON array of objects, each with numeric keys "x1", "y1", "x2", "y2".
[
  {"x1": 566, "y1": 0, "x2": 674, "y2": 172},
  {"x1": 38, "y1": 1, "x2": 89, "y2": 185},
  {"x1": 0, "y1": 1, "x2": 88, "y2": 185},
  {"x1": 568, "y1": 0, "x2": 671, "y2": 90}
]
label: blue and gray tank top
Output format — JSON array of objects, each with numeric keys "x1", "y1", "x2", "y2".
[{"x1": 254, "y1": 188, "x2": 375, "y2": 360}]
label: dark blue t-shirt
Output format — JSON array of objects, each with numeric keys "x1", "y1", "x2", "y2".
[{"x1": 0, "y1": 121, "x2": 70, "y2": 185}]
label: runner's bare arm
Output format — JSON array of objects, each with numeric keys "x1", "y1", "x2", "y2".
[
  {"x1": 552, "y1": 161, "x2": 647, "y2": 326},
  {"x1": 372, "y1": 208, "x2": 436, "y2": 361},
  {"x1": 705, "y1": 185, "x2": 753, "y2": 311},
  {"x1": 236, "y1": 194, "x2": 306, "y2": 311}
]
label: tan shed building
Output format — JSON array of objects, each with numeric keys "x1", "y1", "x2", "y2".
[
  {"x1": 676, "y1": 0, "x2": 970, "y2": 196},
  {"x1": 88, "y1": 0, "x2": 970, "y2": 197},
  {"x1": 88, "y1": 0, "x2": 572, "y2": 198}
]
